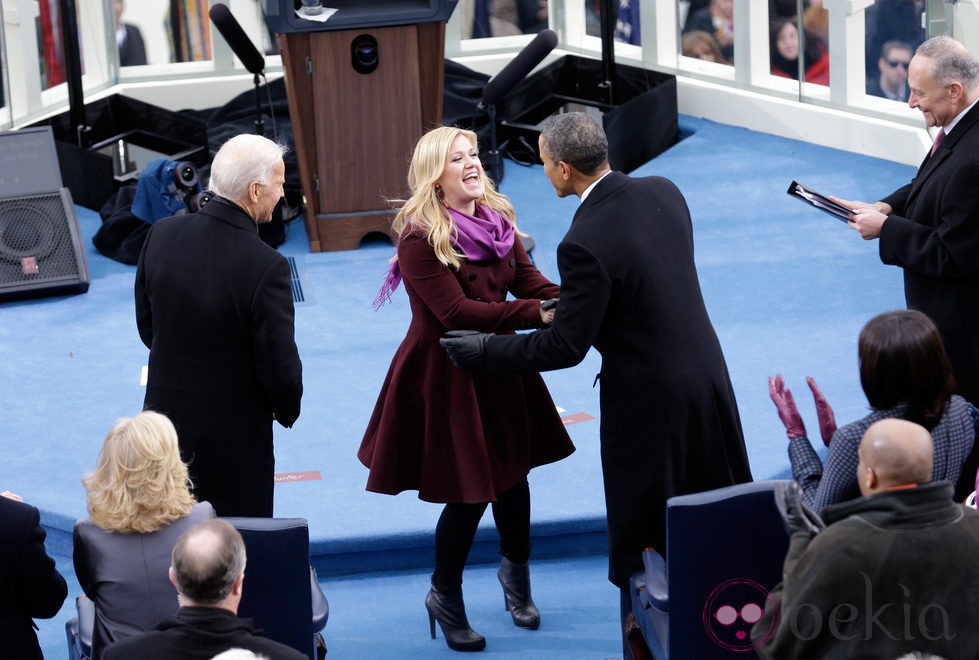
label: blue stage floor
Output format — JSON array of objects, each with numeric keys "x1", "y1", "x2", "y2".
[{"x1": 0, "y1": 116, "x2": 916, "y2": 658}]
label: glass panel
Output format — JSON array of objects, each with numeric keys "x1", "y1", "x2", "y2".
[
  {"x1": 460, "y1": 0, "x2": 550, "y2": 39},
  {"x1": 37, "y1": 0, "x2": 68, "y2": 90},
  {"x1": 864, "y1": 1, "x2": 925, "y2": 102},
  {"x1": 114, "y1": 0, "x2": 272, "y2": 67},
  {"x1": 679, "y1": 0, "x2": 733, "y2": 65},
  {"x1": 114, "y1": 0, "x2": 149, "y2": 66},
  {"x1": 768, "y1": 2, "x2": 828, "y2": 87},
  {"x1": 167, "y1": 0, "x2": 213, "y2": 63},
  {"x1": 615, "y1": 0, "x2": 640, "y2": 45},
  {"x1": 584, "y1": 0, "x2": 640, "y2": 46}
]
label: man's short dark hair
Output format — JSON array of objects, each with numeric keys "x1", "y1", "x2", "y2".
[
  {"x1": 880, "y1": 39, "x2": 912, "y2": 61},
  {"x1": 171, "y1": 519, "x2": 247, "y2": 603},
  {"x1": 539, "y1": 112, "x2": 609, "y2": 175}
]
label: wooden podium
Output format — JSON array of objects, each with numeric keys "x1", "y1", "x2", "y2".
[{"x1": 273, "y1": 6, "x2": 448, "y2": 252}]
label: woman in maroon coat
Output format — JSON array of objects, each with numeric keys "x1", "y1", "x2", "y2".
[{"x1": 359, "y1": 126, "x2": 574, "y2": 651}]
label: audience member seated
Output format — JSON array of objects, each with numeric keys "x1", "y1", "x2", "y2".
[
  {"x1": 752, "y1": 418, "x2": 979, "y2": 657},
  {"x1": 684, "y1": 0, "x2": 734, "y2": 63},
  {"x1": 515, "y1": 0, "x2": 547, "y2": 34},
  {"x1": 769, "y1": 16, "x2": 829, "y2": 85},
  {"x1": 101, "y1": 519, "x2": 306, "y2": 660},
  {"x1": 802, "y1": 3, "x2": 827, "y2": 44},
  {"x1": 769, "y1": 0, "x2": 817, "y2": 19},
  {"x1": 769, "y1": 310, "x2": 975, "y2": 514},
  {"x1": 681, "y1": 29, "x2": 729, "y2": 64},
  {"x1": 73, "y1": 411, "x2": 216, "y2": 658},
  {"x1": 114, "y1": 0, "x2": 146, "y2": 66},
  {"x1": 0, "y1": 489, "x2": 68, "y2": 659},
  {"x1": 867, "y1": 39, "x2": 913, "y2": 102},
  {"x1": 865, "y1": 0, "x2": 925, "y2": 80}
]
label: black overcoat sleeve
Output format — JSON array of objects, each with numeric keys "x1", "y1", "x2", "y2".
[{"x1": 252, "y1": 254, "x2": 303, "y2": 428}]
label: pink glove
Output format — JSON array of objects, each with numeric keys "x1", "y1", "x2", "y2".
[
  {"x1": 806, "y1": 376, "x2": 837, "y2": 447},
  {"x1": 769, "y1": 374, "x2": 806, "y2": 439}
]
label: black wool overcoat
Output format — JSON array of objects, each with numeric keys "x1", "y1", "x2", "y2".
[
  {"x1": 0, "y1": 497, "x2": 67, "y2": 659},
  {"x1": 485, "y1": 172, "x2": 753, "y2": 586},
  {"x1": 880, "y1": 100, "x2": 979, "y2": 405},
  {"x1": 135, "y1": 198, "x2": 303, "y2": 517}
]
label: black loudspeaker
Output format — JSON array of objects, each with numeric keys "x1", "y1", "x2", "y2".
[{"x1": 0, "y1": 128, "x2": 90, "y2": 302}]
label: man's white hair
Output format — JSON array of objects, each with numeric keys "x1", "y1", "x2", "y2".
[{"x1": 207, "y1": 134, "x2": 288, "y2": 203}]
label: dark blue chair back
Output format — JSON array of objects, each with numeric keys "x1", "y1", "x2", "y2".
[
  {"x1": 631, "y1": 480, "x2": 791, "y2": 659},
  {"x1": 223, "y1": 517, "x2": 322, "y2": 660}
]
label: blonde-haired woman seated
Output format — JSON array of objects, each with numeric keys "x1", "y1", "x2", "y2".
[{"x1": 73, "y1": 410, "x2": 215, "y2": 658}]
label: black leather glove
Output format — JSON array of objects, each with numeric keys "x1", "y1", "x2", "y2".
[
  {"x1": 439, "y1": 330, "x2": 490, "y2": 369},
  {"x1": 774, "y1": 480, "x2": 825, "y2": 536},
  {"x1": 540, "y1": 298, "x2": 559, "y2": 311}
]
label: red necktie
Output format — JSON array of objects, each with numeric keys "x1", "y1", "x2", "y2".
[{"x1": 930, "y1": 128, "x2": 946, "y2": 156}]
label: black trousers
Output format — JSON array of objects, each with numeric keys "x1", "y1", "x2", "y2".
[{"x1": 432, "y1": 478, "x2": 531, "y2": 591}]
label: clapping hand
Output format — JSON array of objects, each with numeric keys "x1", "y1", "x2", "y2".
[
  {"x1": 806, "y1": 376, "x2": 837, "y2": 447},
  {"x1": 769, "y1": 373, "x2": 806, "y2": 439}
]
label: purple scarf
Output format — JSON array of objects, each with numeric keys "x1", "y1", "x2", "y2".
[{"x1": 372, "y1": 205, "x2": 515, "y2": 309}]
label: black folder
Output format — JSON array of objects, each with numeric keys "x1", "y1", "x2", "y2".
[{"x1": 787, "y1": 181, "x2": 853, "y2": 223}]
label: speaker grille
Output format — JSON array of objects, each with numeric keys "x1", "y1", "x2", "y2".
[{"x1": 0, "y1": 190, "x2": 90, "y2": 300}]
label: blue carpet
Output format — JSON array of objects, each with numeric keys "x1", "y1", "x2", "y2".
[
  {"x1": 36, "y1": 551, "x2": 623, "y2": 659},
  {"x1": 1, "y1": 115, "x2": 915, "y2": 658}
]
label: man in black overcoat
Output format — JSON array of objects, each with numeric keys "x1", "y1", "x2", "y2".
[
  {"x1": 842, "y1": 35, "x2": 979, "y2": 494},
  {"x1": 113, "y1": 0, "x2": 146, "y2": 66},
  {"x1": 441, "y1": 112, "x2": 752, "y2": 654},
  {"x1": 135, "y1": 134, "x2": 303, "y2": 517},
  {"x1": 0, "y1": 491, "x2": 68, "y2": 659}
]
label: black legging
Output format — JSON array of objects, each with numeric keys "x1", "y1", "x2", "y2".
[{"x1": 432, "y1": 478, "x2": 531, "y2": 592}]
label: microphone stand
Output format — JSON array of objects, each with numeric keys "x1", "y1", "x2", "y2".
[
  {"x1": 481, "y1": 101, "x2": 539, "y2": 253},
  {"x1": 58, "y1": 0, "x2": 91, "y2": 147},
  {"x1": 253, "y1": 72, "x2": 265, "y2": 137},
  {"x1": 482, "y1": 102, "x2": 503, "y2": 185},
  {"x1": 598, "y1": 0, "x2": 617, "y2": 106}
]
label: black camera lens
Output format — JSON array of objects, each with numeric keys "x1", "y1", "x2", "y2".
[
  {"x1": 351, "y1": 34, "x2": 379, "y2": 74},
  {"x1": 356, "y1": 45, "x2": 376, "y2": 64},
  {"x1": 174, "y1": 162, "x2": 199, "y2": 189}
]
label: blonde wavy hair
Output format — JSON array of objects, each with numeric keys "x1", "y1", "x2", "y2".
[
  {"x1": 83, "y1": 411, "x2": 196, "y2": 534},
  {"x1": 393, "y1": 126, "x2": 520, "y2": 269}
]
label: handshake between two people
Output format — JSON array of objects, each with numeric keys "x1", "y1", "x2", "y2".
[
  {"x1": 768, "y1": 373, "x2": 838, "y2": 446},
  {"x1": 439, "y1": 298, "x2": 559, "y2": 369}
]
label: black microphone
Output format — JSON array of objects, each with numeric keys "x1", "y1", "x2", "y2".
[
  {"x1": 209, "y1": 3, "x2": 265, "y2": 75},
  {"x1": 480, "y1": 29, "x2": 558, "y2": 108}
]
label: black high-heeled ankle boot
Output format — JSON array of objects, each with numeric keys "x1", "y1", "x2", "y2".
[
  {"x1": 498, "y1": 557, "x2": 540, "y2": 629},
  {"x1": 425, "y1": 585, "x2": 486, "y2": 652}
]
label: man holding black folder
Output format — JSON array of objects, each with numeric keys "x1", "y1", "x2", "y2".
[{"x1": 840, "y1": 36, "x2": 979, "y2": 411}]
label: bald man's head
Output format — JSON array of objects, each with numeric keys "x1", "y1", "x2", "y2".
[
  {"x1": 170, "y1": 519, "x2": 246, "y2": 605},
  {"x1": 857, "y1": 419, "x2": 934, "y2": 496}
]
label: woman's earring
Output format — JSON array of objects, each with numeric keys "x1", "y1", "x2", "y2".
[{"x1": 435, "y1": 184, "x2": 445, "y2": 204}]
